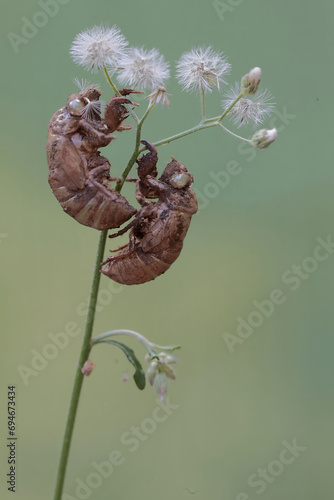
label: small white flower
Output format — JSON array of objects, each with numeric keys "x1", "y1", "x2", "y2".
[
  {"x1": 222, "y1": 82, "x2": 275, "y2": 127},
  {"x1": 176, "y1": 46, "x2": 231, "y2": 93},
  {"x1": 117, "y1": 47, "x2": 170, "y2": 91},
  {"x1": 146, "y1": 352, "x2": 177, "y2": 400},
  {"x1": 146, "y1": 86, "x2": 171, "y2": 107},
  {"x1": 251, "y1": 128, "x2": 278, "y2": 150},
  {"x1": 70, "y1": 24, "x2": 128, "y2": 73}
]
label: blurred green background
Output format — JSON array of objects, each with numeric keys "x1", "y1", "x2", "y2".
[{"x1": 1, "y1": 0, "x2": 333, "y2": 498}]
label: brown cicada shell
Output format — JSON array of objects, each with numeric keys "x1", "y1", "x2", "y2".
[
  {"x1": 101, "y1": 142, "x2": 198, "y2": 284},
  {"x1": 46, "y1": 86, "x2": 141, "y2": 230}
]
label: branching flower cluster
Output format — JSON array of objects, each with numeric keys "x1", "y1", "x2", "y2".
[{"x1": 70, "y1": 24, "x2": 278, "y2": 147}]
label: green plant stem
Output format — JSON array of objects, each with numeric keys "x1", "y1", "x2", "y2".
[
  {"x1": 137, "y1": 113, "x2": 251, "y2": 152},
  {"x1": 217, "y1": 123, "x2": 252, "y2": 144},
  {"x1": 53, "y1": 230, "x2": 108, "y2": 500},
  {"x1": 103, "y1": 65, "x2": 140, "y2": 124},
  {"x1": 217, "y1": 93, "x2": 243, "y2": 122},
  {"x1": 115, "y1": 103, "x2": 155, "y2": 192},
  {"x1": 148, "y1": 121, "x2": 218, "y2": 149},
  {"x1": 92, "y1": 329, "x2": 180, "y2": 352}
]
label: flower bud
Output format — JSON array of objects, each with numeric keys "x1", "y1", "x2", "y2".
[
  {"x1": 165, "y1": 355, "x2": 177, "y2": 364},
  {"x1": 240, "y1": 67, "x2": 261, "y2": 95},
  {"x1": 146, "y1": 364, "x2": 158, "y2": 385},
  {"x1": 160, "y1": 363, "x2": 176, "y2": 380},
  {"x1": 251, "y1": 128, "x2": 278, "y2": 150}
]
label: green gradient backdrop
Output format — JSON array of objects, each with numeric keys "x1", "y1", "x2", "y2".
[{"x1": 1, "y1": 0, "x2": 333, "y2": 499}]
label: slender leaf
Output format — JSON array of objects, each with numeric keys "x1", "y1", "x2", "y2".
[{"x1": 99, "y1": 340, "x2": 146, "y2": 390}]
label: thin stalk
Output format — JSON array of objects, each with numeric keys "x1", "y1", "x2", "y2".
[
  {"x1": 204, "y1": 115, "x2": 220, "y2": 123},
  {"x1": 200, "y1": 87, "x2": 206, "y2": 119},
  {"x1": 115, "y1": 103, "x2": 155, "y2": 192},
  {"x1": 218, "y1": 123, "x2": 252, "y2": 144},
  {"x1": 93, "y1": 329, "x2": 180, "y2": 352},
  {"x1": 53, "y1": 230, "x2": 108, "y2": 500},
  {"x1": 148, "y1": 121, "x2": 218, "y2": 149},
  {"x1": 103, "y1": 66, "x2": 140, "y2": 124},
  {"x1": 218, "y1": 93, "x2": 243, "y2": 122}
]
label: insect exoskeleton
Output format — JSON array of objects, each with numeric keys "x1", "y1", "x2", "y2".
[
  {"x1": 46, "y1": 85, "x2": 141, "y2": 230},
  {"x1": 101, "y1": 142, "x2": 198, "y2": 284}
]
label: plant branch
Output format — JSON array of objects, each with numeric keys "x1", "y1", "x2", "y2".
[
  {"x1": 218, "y1": 93, "x2": 243, "y2": 122},
  {"x1": 218, "y1": 123, "x2": 252, "y2": 143},
  {"x1": 92, "y1": 329, "x2": 180, "y2": 354},
  {"x1": 53, "y1": 229, "x2": 108, "y2": 500},
  {"x1": 145, "y1": 121, "x2": 218, "y2": 150},
  {"x1": 115, "y1": 103, "x2": 155, "y2": 192},
  {"x1": 103, "y1": 65, "x2": 140, "y2": 124}
]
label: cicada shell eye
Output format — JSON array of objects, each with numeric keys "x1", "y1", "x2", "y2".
[
  {"x1": 170, "y1": 172, "x2": 191, "y2": 189},
  {"x1": 67, "y1": 98, "x2": 85, "y2": 117}
]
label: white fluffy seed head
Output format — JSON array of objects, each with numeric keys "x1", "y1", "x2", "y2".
[
  {"x1": 70, "y1": 24, "x2": 128, "y2": 73},
  {"x1": 117, "y1": 47, "x2": 170, "y2": 91},
  {"x1": 222, "y1": 82, "x2": 275, "y2": 128},
  {"x1": 176, "y1": 46, "x2": 231, "y2": 94}
]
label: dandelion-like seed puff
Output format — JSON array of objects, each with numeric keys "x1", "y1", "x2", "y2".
[
  {"x1": 222, "y1": 83, "x2": 275, "y2": 128},
  {"x1": 176, "y1": 46, "x2": 231, "y2": 93},
  {"x1": 70, "y1": 24, "x2": 128, "y2": 73},
  {"x1": 117, "y1": 47, "x2": 170, "y2": 91}
]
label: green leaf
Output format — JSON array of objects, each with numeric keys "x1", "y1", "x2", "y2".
[{"x1": 99, "y1": 340, "x2": 146, "y2": 390}]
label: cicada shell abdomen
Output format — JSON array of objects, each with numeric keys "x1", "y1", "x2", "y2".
[
  {"x1": 101, "y1": 248, "x2": 172, "y2": 285},
  {"x1": 101, "y1": 156, "x2": 198, "y2": 284},
  {"x1": 46, "y1": 87, "x2": 137, "y2": 230},
  {"x1": 47, "y1": 134, "x2": 136, "y2": 230}
]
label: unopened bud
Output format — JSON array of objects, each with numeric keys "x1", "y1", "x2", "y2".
[
  {"x1": 251, "y1": 128, "x2": 278, "y2": 150},
  {"x1": 146, "y1": 364, "x2": 158, "y2": 385},
  {"x1": 241, "y1": 67, "x2": 261, "y2": 95},
  {"x1": 165, "y1": 355, "x2": 177, "y2": 364},
  {"x1": 160, "y1": 363, "x2": 176, "y2": 380}
]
